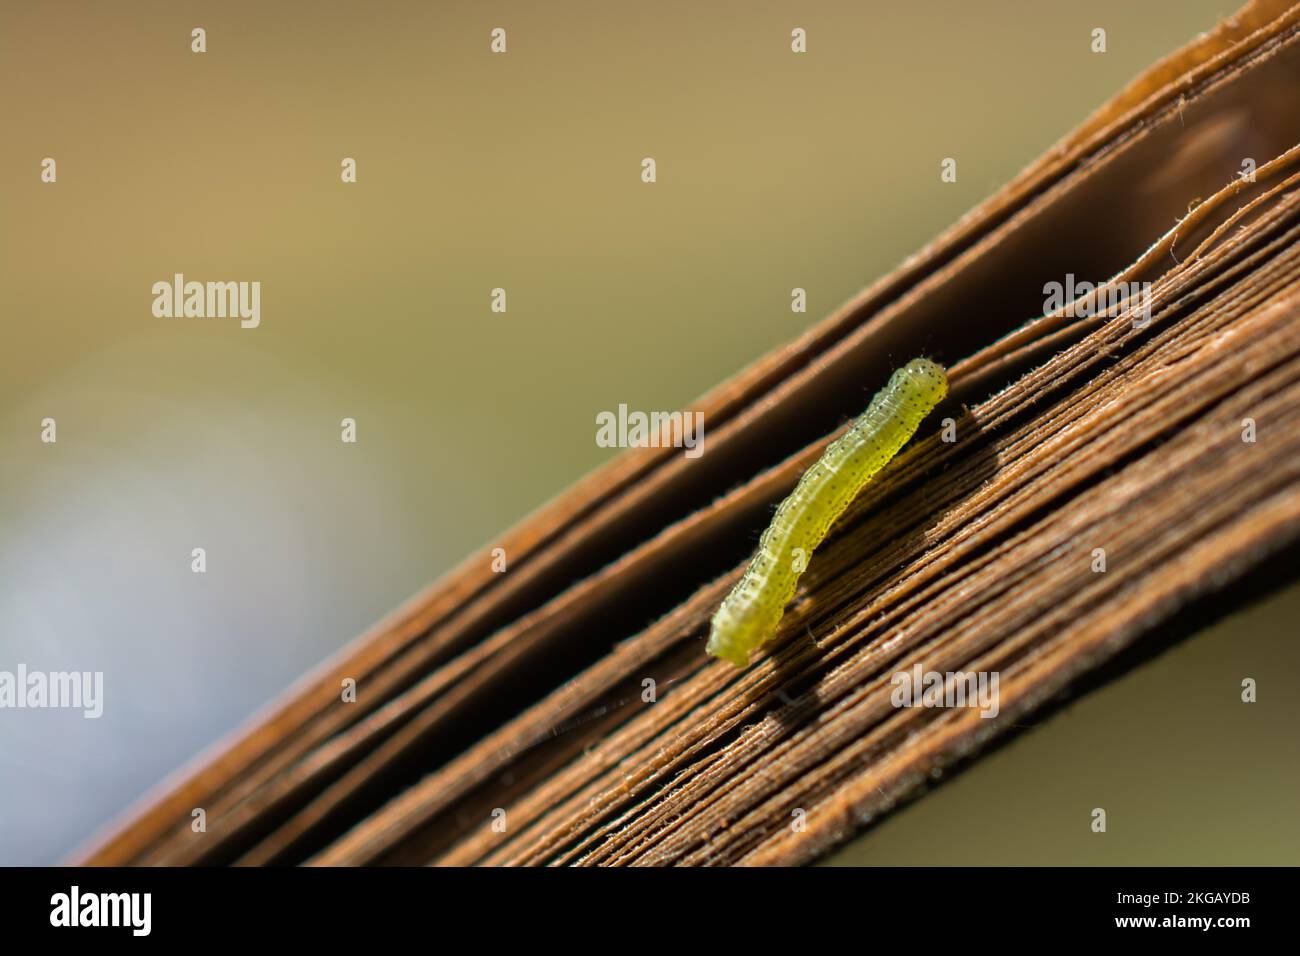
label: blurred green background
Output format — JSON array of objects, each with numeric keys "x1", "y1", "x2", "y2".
[{"x1": 3, "y1": 0, "x2": 1294, "y2": 865}]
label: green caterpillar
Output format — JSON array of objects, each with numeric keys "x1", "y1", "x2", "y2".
[{"x1": 705, "y1": 358, "x2": 948, "y2": 667}]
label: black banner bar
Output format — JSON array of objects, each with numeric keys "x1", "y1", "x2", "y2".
[{"x1": 0, "y1": 866, "x2": 1286, "y2": 943}]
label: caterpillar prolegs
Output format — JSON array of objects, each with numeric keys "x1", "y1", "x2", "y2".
[{"x1": 705, "y1": 358, "x2": 948, "y2": 667}]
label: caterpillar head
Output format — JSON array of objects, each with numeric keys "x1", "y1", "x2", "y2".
[{"x1": 899, "y1": 358, "x2": 949, "y2": 406}]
